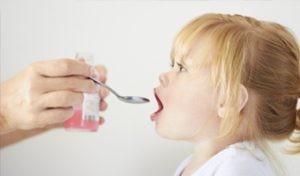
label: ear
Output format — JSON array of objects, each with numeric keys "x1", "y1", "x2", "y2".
[
  {"x1": 238, "y1": 84, "x2": 249, "y2": 112},
  {"x1": 217, "y1": 105, "x2": 226, "y2": 118},
  {"x1": 217, "y1": 95, "x2": 226, "y2": 118},
  {"x1": 217, "y1": 84, "x2": 249, "y2": 118}
]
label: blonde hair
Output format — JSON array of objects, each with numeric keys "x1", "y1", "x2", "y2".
[{"x1": 171, "y1": 13, "x2": 300, "y2": 153}]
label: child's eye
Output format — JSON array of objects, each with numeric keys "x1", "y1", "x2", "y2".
[{"x1": 176, "y1": 62, "x2": 187, "y2": 72}]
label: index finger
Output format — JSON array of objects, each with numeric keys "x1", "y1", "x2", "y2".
[{"x1": 34, "y1": 58, "x2": 92, "y2": 77}]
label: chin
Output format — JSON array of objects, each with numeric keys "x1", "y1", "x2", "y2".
[{"x1": 155, "y1": 124, "x2": 183, "y2": 140}]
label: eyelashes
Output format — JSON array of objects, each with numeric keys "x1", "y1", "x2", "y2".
[{"x1": 170, "y1": 61, "x2": 187, "y2": 72}]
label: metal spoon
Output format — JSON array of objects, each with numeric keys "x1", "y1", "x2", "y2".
[{"x1": 89, "y1": 77, "x2": 150, "y2": 104}]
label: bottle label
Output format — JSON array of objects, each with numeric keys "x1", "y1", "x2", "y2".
[{"x1": 82, "y1": 92, "x2": 100, "y2": 121}]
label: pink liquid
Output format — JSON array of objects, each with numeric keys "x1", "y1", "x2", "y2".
[{"x1": 64, "y1": 108, "x2": 99, "y2": 132}]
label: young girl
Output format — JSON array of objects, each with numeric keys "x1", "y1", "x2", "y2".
[{"x1": 151, "y1": 13, "x2": 300, "y2": 176}]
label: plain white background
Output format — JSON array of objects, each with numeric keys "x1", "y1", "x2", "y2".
[{"x1": 0, "y1": 0, "x2": 299, "y2": 176}]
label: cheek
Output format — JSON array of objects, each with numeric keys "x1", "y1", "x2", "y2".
[
  {"x1": 171, "y1": 86, "x2": 217, "y2": 119},
  {"x1": 156, "y1": 90, "x2": 217, "y2": 140}
]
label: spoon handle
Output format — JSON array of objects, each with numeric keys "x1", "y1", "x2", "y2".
[{"x1": 88, "y1": 77, "x2": 120, "y2": 98}]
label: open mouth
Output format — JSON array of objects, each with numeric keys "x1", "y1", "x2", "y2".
[{"x1": 151, "y1": 89, "x2": 164, "y2": 121}]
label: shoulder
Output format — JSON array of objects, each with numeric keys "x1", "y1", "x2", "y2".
[
  {"x1": 214, "y1": 142, "x2": 276, "y2": 176},
  {"x1": 215, "y1": 153, "x2": 268, "y2": 176}
]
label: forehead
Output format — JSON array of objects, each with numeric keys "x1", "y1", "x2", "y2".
[{"x1": 173, "y1": 36, "x2": 213, "y2": 69}]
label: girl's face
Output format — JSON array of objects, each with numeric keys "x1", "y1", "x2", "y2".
[{"x1": 152, "y1": 47, "x2": 221, "y2": 142}]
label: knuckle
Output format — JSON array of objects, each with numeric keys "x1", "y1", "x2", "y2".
[
  {"x1": 27, "y1": 77, "x2": 39, "y2": 93},
  {"x1": 26, "y1": 92, "x2": 40, "y2": 109},
  {"x1": 26, "y1": 63, "x2": 39, "y2": 78},
  {"x1": 26, "y1": 86, "x2": 43, "y2": 108},
  {"x1": 58, "y1": 59, "x2": 74, "y2": 74},
  {"x1": 25, "y1": 68, "x2": 42, "y2": 93}
]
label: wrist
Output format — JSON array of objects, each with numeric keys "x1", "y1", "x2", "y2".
[
  {"x1": 0, "y1": 114, "x2": 15, "y2": 135},
  {"x1": 0, "y1": 82, "x2": 16, "y2": 134}
]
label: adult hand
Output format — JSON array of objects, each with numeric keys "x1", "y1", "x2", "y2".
[{"x1": 0, "y1": 58, "x2": 109, "y2": 134}]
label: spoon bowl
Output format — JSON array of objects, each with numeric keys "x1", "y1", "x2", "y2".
[{"x1": 89, "y1": 77, "x2": 150, "y2": 104}]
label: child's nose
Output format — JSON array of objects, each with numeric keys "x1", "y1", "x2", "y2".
[{"x1": 159, "y1": 72, "x2": 169, "y2": 87}]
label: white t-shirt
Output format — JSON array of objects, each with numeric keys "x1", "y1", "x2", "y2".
[{"x1": 174, "y1": 141, "x2": 276, "y2": 176}]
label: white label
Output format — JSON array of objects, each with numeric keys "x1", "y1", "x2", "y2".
[{"x1": 82, "y1": 92, "x2": 100, "y2": 121}]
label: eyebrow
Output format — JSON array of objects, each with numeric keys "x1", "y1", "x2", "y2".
[{"x1": 177, "y1": 59, "x2": 188, "y2": 67}]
